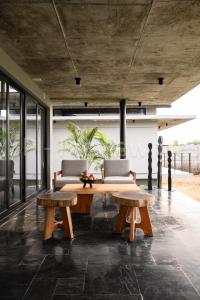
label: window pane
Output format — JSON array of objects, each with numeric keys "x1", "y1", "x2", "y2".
[
  {"x1": 0, "y1": 80, "x2": 7, "y2": 213},
  {"x1": 8, "y1": 85, "x2": 21, "y2": 205},
  {"x1": 26, "y1": 96, "x2": 37, "y2": 196},
  {"x1": 38, "y1": 107, "x2": 45, "y2": 189}
]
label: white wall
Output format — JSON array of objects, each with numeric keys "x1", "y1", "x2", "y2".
[{"x1": 52, "y1": 120, "x2": 158, "y2": 179}]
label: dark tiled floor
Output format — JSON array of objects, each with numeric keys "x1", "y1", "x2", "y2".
[{"x1": 0, "y1": 189, "x2": 200, "y2": 299}]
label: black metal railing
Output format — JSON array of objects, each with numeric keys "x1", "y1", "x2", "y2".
[{"x1": 163, "y1": 152, "x2": 200, "y2": 174}]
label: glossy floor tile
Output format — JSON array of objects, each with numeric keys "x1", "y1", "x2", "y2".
[{"x1": 0, "y1": 189, "x2": 200, "y2": 299}]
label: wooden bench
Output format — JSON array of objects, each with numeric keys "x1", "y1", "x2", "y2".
[
  {"x1": 112, "y1": 191, "x2": 155, "y2": 241},
  {"x1": 37, "y1": 192, "x2": 77, "y2": 240}
]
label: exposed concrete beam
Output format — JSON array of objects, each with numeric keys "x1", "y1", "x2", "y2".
[
  {"x1": 0, "y1": 47, "x2": 51, "y2": 107},
  {"x1": 50, "y1": 98, "x2": 171, "y2": 108}
]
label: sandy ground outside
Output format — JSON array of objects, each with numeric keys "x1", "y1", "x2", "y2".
[{"x1": 163, "y1": 175, "x2": 200, "y2": 202}]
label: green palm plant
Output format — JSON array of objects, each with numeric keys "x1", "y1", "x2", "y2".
[
  {"x1": 59, "y1": 122, "x2": 101, "y2": 169},
  {"x1": 96, "y1": 131, "x2": 119, "y2": 160},
  {"x1": 95, "y1": 130, "x2": 119, "y2": 170},
  {"x1": 59, "y1": 122, "x2": 119, "y2": 171},
  {"x1": 0, "y1": 127, "x2": 6, "y2": 159},
  {"x1": 0, "y1": 123, "x2": 34, "y2": 160}
]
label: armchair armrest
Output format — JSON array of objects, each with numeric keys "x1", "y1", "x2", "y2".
[
  {"x1": 129, "y1": 170, "x2": 136, "y2": 182},
  {"x1": 54, "y1": 170, "x2": 62, "y2": 180},
  {"x1": 53, "y1": 170, "x2": 62, "y2": 191}
]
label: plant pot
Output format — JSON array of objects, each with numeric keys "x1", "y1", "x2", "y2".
[{"x1": 80, "y1": 178, "x2": 95, "y2": 188}]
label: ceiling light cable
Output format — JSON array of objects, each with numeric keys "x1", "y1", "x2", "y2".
[{"x1": 52, "y1": 0, "x2": 79, "y2": 76}]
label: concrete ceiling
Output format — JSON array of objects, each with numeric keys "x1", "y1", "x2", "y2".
[{"x1": 0, "y1": 0, "x2": 200, "y2": 107}]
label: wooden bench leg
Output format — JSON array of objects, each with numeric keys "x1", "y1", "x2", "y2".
[
  {"x1": 136, "y1": 206, "x2": 153, "y2": 237},
  {"x1": 44, "y1": 207, "x2": 55, "y2": 240},
  {"x1": 115, "y1": 205, "x2": 130, "y2": 233},
  {"x1": 61, "y1": 207, "x2": 74, "y2": 239},
  {"x1": 129, "y1": 208, "x2": 136, "y2": 241}
]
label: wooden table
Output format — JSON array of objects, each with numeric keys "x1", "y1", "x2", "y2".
[
  {"x1": 60, "y1": 184, "x2": 140, "y2": 214},
  {"x1": 37, "y1": 192, "x2": 77, "y2": 240},
  {"x1": 112, "y1": 191, "x2": 155, "y2": 241}
]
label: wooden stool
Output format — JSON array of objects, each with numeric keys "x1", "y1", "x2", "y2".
[
  {"x1": 37, "y1": 192, "x2": 77, "y2": 240},
  {"x1": 112, "y1": 191, "x2": 155, "y2": 241}
]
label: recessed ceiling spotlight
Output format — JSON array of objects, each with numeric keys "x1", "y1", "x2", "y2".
[
  {"x1": 32, "y1": 78, "x2": 43, "y2": 82},
  {"x1": 158, "y1": 77, "x2": 164, "y2": 85},
  {"x1": 75, "y1": 77, "x2": 81, "y2": 85}
]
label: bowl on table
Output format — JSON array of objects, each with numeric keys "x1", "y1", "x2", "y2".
[{"x1": 80, "y1": 173, "x2": 95, "y2": 188}]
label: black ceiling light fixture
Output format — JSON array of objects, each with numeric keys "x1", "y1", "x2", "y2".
[
  {"x1": 52, "y1": 0, "x2": 80, "y2": 87},
  {"x1": 75, "y1": 77, "x2": 81, "y2": 85},
  {"x1": 138, "y1": 101, "x2": 142, "y2": 107},
  {"x1": 84, "y1": 102, "x2": 88, "y2": 107},
  {"x1": 158, "y1": 77, "x2": 164, "y2": 85}
]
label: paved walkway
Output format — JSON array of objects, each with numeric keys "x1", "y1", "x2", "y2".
[{"x1": 0, "y1": 189, "x2": 200, "y2": 299}]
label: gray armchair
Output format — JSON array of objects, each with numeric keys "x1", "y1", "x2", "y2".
[
  {"x1": 53, "y1": 159, "x2": 87, "y2": 191},
  {"x1": 0, "y1": 160, "x2": 14, "y2": 193},
  {"x1": 102, "y1": 159, "x2": 136, "y2": 184}
]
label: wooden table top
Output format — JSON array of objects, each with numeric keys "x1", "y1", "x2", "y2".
[
  {"x1": 112, "y1": 191, "x2": 155, "y2": 207},
  {"x1": 60, "y1": 183, "x2": 140, "y2": 194},
  {"x1": 37, "y1": 192, "x2": 77, "y2": 207}
]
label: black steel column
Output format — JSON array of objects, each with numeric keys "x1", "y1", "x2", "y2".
[
  {"x1": 157, "y1": 136, "x2": 163, "y2": 189},
  {"x1": 148, "y1": 143, "x2": 153, "y2": 190},
  {"x1": 120, "y1": 99, "x2": 126, "y2": 159},
  {"x1": 168, "y1": 150, "x2": 172, "y2": 191}
]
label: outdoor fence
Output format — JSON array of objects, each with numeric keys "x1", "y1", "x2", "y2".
[{"x1": 163, "y1": 151, "x2": 200, "y2": 175}]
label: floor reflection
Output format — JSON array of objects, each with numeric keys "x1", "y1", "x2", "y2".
[{"x1": 0, "y1": 189, "x2": 200, "y2": 299}]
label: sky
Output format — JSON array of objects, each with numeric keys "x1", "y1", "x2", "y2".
[{"x1": 157, "y1": 84, "x2": 200, "y2": 145}]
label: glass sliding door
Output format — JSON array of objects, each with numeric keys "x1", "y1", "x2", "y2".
[
  {"x1": 0, "y1": 70, "x2": 47, "y2": 219},
  {"x1": 26, "y1": 98, "x2": 47, "y2": 197},
  {"x1": 37, "y1": 106, "x2": 46, "y2": 190},
  {"x1": 8, "y1": 85, "x2": 22, "y2": 206},
  {"x1": 0, "y1": 80, "x2": 7, "y2": 213},
  {"x1": 26, "y1": 96, "x2": 37, "y2": 197}
]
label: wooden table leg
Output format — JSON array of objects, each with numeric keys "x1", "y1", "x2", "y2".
[
  {"x1": 136, "y1": 206, "x2": 153, "y2": 237},
  {"x1": 44, "y1": 207, "x2": 55, "y2": 240},
  {"x1": 115, "y1": 205, "x2": 130, "y2": 233},
  {"x1": 72, "y1": 194, "x2": 93, "y2": 214},
  {"x1": 61, "y1": 207, "x2": 74, "y2": 239},
  {"x1": 129, "y1": 207, "x2": 136, "y2": 241}
]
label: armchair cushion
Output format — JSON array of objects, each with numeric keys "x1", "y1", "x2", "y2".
[
  {"x1": 55, "y1": 176, "x2": 81, "y2": 188},
  {"x1": 103, "y1": 176, "x2": 134, "y2": 184},
  {"x1": 0, "y1": 160, "x2": 14, "y2": 177},
  {"x1": 61, "y1": 160, "x2": 87, "y2": 176},
  {"x1": 104, "y1": 159, "x2": 130, "y2": 177},
  {"x1": 0, "y1": 160, "x2": 14, "y2": 192},
  {"x1": 0, "y1": 176, "x2": 6, "y2": 191}
]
